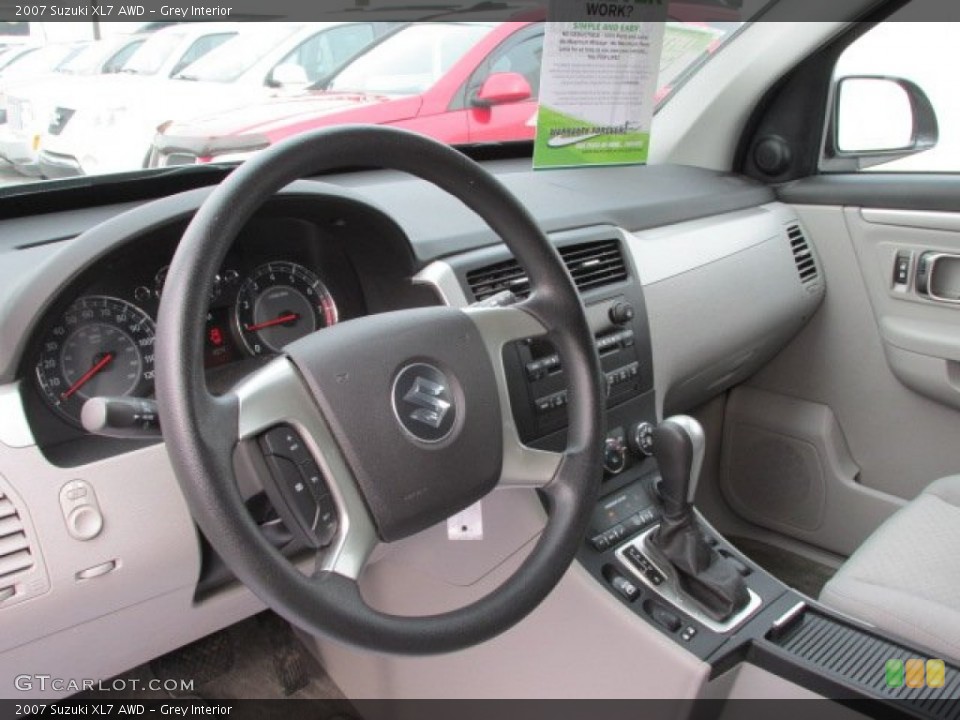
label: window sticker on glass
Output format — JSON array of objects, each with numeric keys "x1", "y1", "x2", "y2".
[{"x1": 534, "y1": 0, "x2": 668, "y2": 169}]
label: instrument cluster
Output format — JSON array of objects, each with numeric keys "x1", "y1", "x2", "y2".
[{"x1": 32, "y1": 233, "x2": 349, "y2": 431}]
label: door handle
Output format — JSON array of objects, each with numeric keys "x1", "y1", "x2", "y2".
[{"x1": 916, "y1": 251, "x2": 960, "y2": 304}]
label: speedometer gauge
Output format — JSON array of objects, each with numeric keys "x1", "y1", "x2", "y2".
[
  {"x1": 235, "y1": 262, "x2": 338, "y2": 355},
  {"x1": 35, "y1": 296, "x2": 155, "y2": 427}
]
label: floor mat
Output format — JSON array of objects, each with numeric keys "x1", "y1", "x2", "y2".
[
  {"x1": 729, "y1": 535, "x2": 837, "y2": 599},
  {"x1": 75, "y1": 611, "x2": 350, "y2": 707}
]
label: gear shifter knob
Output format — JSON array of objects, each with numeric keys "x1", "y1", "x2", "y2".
[
  {"x1": 649, "y1": 415, "x2": 749, "y2": 621},
  {"x1": 652, "y1": 415, "x2": 705, "y2": 519}
]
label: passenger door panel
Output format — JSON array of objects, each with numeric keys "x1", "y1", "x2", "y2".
[{"x1": 724, "y1": 183, "x2": 960, "y2": 555}]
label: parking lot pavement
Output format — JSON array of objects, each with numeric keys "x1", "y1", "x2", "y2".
[{"x1": 0, "y1": 163, "x2": 42, "y2": 188}]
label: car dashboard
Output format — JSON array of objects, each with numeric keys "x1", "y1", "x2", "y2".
[{"x1": 0, "y1": 160, "x2": 824, "y2": 697}]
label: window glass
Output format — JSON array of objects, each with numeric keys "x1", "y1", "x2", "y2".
[
  {"x1": 123, "y1": 31, "x2": 185, "y2": 75},
  {"x1": 487, "y1": 34, "x2": 543, "y2": 98},
  {"x1": 175, "y1": 24, "x2": 301, "y2": 82},
  {"x1": 280, "y1": 24, "x2": 375, "y2": 83},
  {"x1": 102, "y1": 40, "x2": 144, "y2": 74},
  {"x1": 1, "y1": 43, "x2": 80, "y2": 77},
  {"x1": 327, "y1": 23, "x2": 491, "y2": 96},
  {"x1": 171, "y1": 33, "x2": 236, "y2": 77}
]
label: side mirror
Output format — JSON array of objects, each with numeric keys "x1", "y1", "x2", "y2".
[
  {"x1": 824, "y1": 75, "x2": 938, "y2": 171},
  {"x1": 269, "y1": 63, "x2": 310, "y2": 89},
  {"x1": 472, "y1": 72, "x2": 532, "y2": 108}
]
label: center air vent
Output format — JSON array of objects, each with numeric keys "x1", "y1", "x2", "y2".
[
  {"x1": 466, "y1": 239, "x2": 628, "y2": 302},
  {"x1": 787, "y1": 224, "x2": 819, "y2": 286},
  {"x1": 0, "y1": 490, "x2": 33, "y2": 581}
]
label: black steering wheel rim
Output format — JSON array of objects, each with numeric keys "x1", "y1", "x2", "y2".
[{"x1": 155, "y1": 125, "x2": 604, "y2": 654}]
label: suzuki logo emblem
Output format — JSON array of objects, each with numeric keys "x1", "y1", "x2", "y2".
[
  {"x1": 403, "y1": 376, "x2": 451, "y2": 429},
  {"x1": 392, "y1": 363, "x2": 457, "y2": 443}
]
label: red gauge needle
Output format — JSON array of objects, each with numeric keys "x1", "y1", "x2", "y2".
[
  {"x1": 245, "y1": 313, "x2": 300, "y2": 332},
  {"x1": 61, "y1": 353, "x2": 114, "y2": 400}
]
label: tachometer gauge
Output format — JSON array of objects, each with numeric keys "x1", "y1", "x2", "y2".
[
  {"x1": 235, "y1": 262, "x2": 338, "y2": 356},
  {"x1": 35, "y1": 296, "x2": 156, "y2": 427}
]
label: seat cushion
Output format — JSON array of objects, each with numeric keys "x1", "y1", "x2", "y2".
[{"x1": 820, "y1": 475, "x2": 960, "y2": 663}]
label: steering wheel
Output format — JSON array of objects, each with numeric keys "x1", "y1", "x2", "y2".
[{"x1": 155, "y1": 126, "x2": 604, "y2": 654}]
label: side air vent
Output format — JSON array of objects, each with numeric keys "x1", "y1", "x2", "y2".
[
  {"x1": 466, "y1": 239, "x2": 628, "y2": 301},
  {"x1": 787, "y1": 224, "x2": 818, "y2": 286},
  {"x1": 0, "y1": 490, "x2": 33, "y2": 581}
]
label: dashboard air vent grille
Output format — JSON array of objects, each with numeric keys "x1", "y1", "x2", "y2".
[
  {"x1": 0, "y1": 491, "x2": 33, "y2": 580},
  {"x1": 466, "y1": 239, "x2": 628, "y2": 301},
  {"x1": 788, "y1": 224, "x2": 818, "y2": 285}
]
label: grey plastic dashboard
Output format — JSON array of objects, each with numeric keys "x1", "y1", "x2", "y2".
[{"x1": 0, "y1": 160, "x2": 822, "y2": 698}]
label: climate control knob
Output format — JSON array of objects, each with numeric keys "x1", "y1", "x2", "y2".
[
  {"x1": 603, "y1": 437, "x2": 628, "y2": 475},
  {"x1": 609, "y1": 302, "x2": 635, "y2": 326},
  {"x1": 629, "y1": 421, "x2": 656, "y2": 457}
]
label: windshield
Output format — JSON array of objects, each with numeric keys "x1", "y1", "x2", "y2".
[
  {"x1": 56, "y1": 39, "x2": 127, "y2": 75},
  {"x1": 0, "y1": 19, "x2": 744, "y2": 190},
  {"x1": 122, "y1": 31, "x2": 184, "y2": 76},
  {"x1": 0, "y1": 47, "x2": 28, "y2": 70},
  {"x1": 327, "y1": 23, "x2": 492, "y2": 95},
  {"x1": 1, "y1": 43, "x2": 80, "y2": 76},
  {"x1": 174, "y1": 24, "x2": 301, "y2": 82}
]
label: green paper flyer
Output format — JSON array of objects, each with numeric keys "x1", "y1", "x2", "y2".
[{"x1": 534, "y1": 1, "x2": 669, "y2": 169}]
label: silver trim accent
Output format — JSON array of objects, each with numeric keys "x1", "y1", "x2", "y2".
[
  {"x1": 412, "y1": 261, "x2": 472, "y2": 308},
  {"x1": 615, "y1": 526, "x2": 763, "y2": 634},
  {"x1": 661, "y1": 415, "x2": 705, "y2": 504},
  {"x1": 772, "y1": 601, "x2": 806, "y2": 631},
  {"x1": 233, "y1": 357, "x2": 376, "y2": 580},
  {"x1": 463, "y1": 306, "x2": 563, "y2": 489},
  {"x1": 0, "y1": 383, "x2": 36, "y2": 449},
  {"x1": 631, "y1": 421, "x2": 655, "y2": 457},
  {"x1": 413, "y1": 264, "x2": 563, "y2": 489}
]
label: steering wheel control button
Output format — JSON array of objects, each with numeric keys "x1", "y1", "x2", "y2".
[
  {"x1": 59, "y1": 480, "x2": 104, "y2": 541},
  {"x1": 391, "y1": 363, "x2": 457, "y2": 444},
  {"x1": 258, "y1": 426, "x2": 339, "y2": 548},
  {"x1": 315, "y1": 494, "x2": 339, "y2": 547},
  {"x1": 261, "y1": 426, "x2": 311, "y2": 466}
]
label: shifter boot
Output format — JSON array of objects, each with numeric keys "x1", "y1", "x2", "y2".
[{"x1": 650, "y1": 513, "x2": 750, "y2": 622}]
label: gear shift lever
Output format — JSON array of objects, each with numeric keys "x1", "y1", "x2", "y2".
[
  {"x1": 651, "y1": 416, "x2": 705, "y2": 519},
  {"x1": 648, "y1": 416, "x2": 749, "y2": 622}
]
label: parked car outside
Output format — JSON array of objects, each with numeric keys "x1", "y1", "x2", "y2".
[
  {"x1": 149, "y1": 20, "x2": 734, "y2": 167},
  {"x1": 37, "y1": 22, "x2": 393, "y2": 178},
  {"x1": 150, "y1": 21, "x2": 542, "y2": 166},
  {"x1": 0, "y1": 35, "x2": 148, "y2": 176},
  {"x1": 0, "y1": 42, "x2": 85, "y2": 124},
  {"x1": 34, "y1": 23, "x2": 239, "y2": 177}
]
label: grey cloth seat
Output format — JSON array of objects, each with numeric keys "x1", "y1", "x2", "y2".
[{"x1": 820, "y1": 475, "x2": 960, "y2": 664}]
